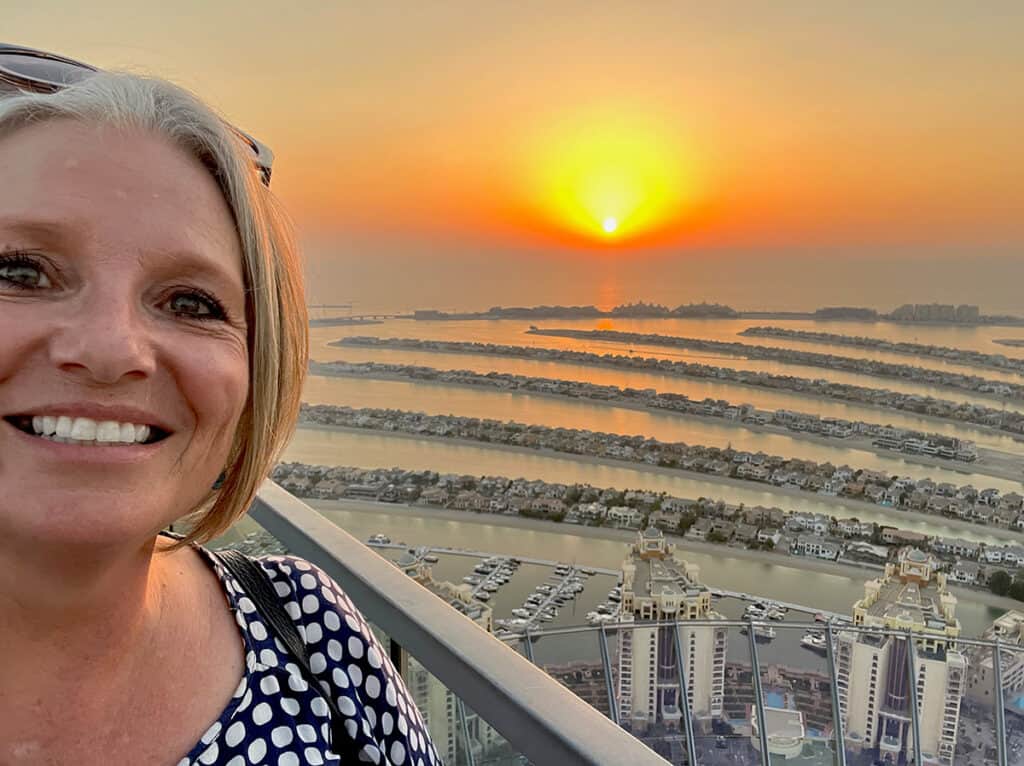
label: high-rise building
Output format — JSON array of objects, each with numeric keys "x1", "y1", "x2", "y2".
[
  {"x1": 835, "y1": 547, "x2": 965, "y2": 765},
  {"x1": 397, "y1": 549, "x2": 500, "y2": 763},
  {"x1": 616, "y1": 526, "x2": 727, "y2": 732},
  {"x1": 965, "y1": 609, "x2": 1024, "y2": 706}
]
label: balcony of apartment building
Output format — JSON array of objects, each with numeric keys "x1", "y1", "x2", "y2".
[{"x1": 227, "y1": 481, "x2": 1024, "y2": 765}]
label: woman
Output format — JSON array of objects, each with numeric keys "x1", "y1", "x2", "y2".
[{"x1": 0, "y1": 45, "x2": 439, "y2": 765}]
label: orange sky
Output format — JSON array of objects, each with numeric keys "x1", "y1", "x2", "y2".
[{"x1": 7, "y1": 3, "x2": 1024, "y2": 256}]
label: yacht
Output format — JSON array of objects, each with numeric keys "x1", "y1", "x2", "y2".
[
  {"x1": 474, "y1": 591, "x2": 491, "y2": 602},
  {"x1": 511, "y1": 608, "x2": 532, "y2": 619},
  {"x1": 741, "y1": 623, "x2": 776, "y2": 641},
  {"x1": 367, "y1": 534, "x2": 391, "y2": 545},
  {"x1": 801, "y1": 631, "x2": 828, "y2": 653}
]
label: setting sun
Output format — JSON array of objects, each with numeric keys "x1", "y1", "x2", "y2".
[{"x1": 513, "y1": 108, "x2": 702, "y2": 246}]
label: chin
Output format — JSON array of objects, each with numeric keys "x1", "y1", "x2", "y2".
[{"x1": 0, "y1": 486, "x2": 188, "y2": 551}]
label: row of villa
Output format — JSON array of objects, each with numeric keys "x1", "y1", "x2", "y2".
[
  {"x1": 740, "y1": 325, "x2": 1024, "y2": 375},
  {"x1": 334, "y1": 336, "x2": 1024, "y2": 437},
  {"x1": 298, "y1": 404, "x2": 1022, "y2": 533},
  {"x1": 312, "y1": 359, "x2": 980, "y2": 462},
  {"x1": 272, "y1": 462, "x2": 1024, "y2": 592}
]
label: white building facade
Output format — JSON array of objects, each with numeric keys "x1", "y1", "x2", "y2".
[
  {"x1": 835, "y1": 548, "x2": 965, "y2": 766},
  {"x1": 616, "y1": 527, "x2": 727, "y2": 733}
]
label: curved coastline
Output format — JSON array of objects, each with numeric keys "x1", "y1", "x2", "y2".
[
  {"x1": 307, "y1": 364, "x2": 1023, "y2": 483},
  {"x1": 307, "y1": 497, "x2": 1021, "y2": 614},
  {"x1": 330, "y1": 337, "x2": 1024, "y2": 439},
  {"x1": 294, "y1": 422, "x2": 1024, "y2": 542}
]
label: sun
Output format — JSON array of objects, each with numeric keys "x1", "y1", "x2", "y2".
[{"x1": 515, "y1": 108, "x2": 700, "y2": 245}]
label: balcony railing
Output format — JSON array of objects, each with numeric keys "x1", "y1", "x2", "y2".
[
  {"x1": 246, "y1": 480, "x2": 670, "y2": 765},
  {"x1": 239, "y1": 482, "x2": 1024, "y2": 765}
]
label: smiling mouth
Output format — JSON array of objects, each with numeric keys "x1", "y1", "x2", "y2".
[{"x1": 3, "y1": 414, "x2": 170, "y2": 446}]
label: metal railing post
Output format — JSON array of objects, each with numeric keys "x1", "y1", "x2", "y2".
[
  {"x1": 904, "y1": 631, "x2": 923, "y2": 766},
  {"x1": 672, "y1": 622, "x2": 699, "y2": 766},
  {"x1": 747, "y1": 618, "x2": 772, "y2": 764},
  {"x1": 993, "y1": 639, "x2": 1008, "y2": 766},
  {"x1": 456, "y1": 697, "x2": 479, "y2": 766},
  {"x1": 522, "y1": 626, "x2": 535, "y2": 664},
  {"x1": 598, "y1": 623, "x2": 620, "y2": 726},
  {"x1": 824, "y1": 623, "x2": 848, "y2": 766}
]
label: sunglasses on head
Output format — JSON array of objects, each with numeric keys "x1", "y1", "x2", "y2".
[{"x1": 0, "y1": 42, "x2": 274, "y2": 187}]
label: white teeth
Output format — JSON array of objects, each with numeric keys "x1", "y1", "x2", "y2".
[
  {"x1": 70, "y1": 418, "x2": 97, "y2": 441},
  {"x1": 96, "y1": 421, "x2": 121, "y2": 443},
  {"x1": 23, "y1": 414, "x2": 158, "y2": 445}
]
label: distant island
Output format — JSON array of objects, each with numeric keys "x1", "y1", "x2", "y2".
[
  {"x1": 413, "y1": 301, "x2": 740, "y2": 321},
  {"x1": 410, "y1": 301, "x2": 1023, "y2": 326},
  {"x1": 309, "y1": 317, "x2": 384, "y2": 327}
]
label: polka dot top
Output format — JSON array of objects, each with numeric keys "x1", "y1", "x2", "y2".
[{"x1": 175, "y1": 547, "x2": 442, "y2": 766}]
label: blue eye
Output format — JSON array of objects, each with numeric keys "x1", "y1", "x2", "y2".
[
  {"x1": 0, "y1": 253, "x2": 52, "y2": 289},
  {"x1": 165, "y1": 289, "x2": 227, "y2": 321}
]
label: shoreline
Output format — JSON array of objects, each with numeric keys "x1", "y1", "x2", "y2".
[
  {"x1": 326, "y1": 339, "x2": 1024, "y2": 442},
  {"x1": 525, "y1": 328, "x2": 1024, "y2": 409},
  {"x1": 307, "y1": 366, "x2": 1024, "y2": 481},
  {"x1": 307, "y1": 497, "x2": 1021, "y2": 613},
  {"x1": 388, "y1": 313, "x2": 1024, "y2": 329},
  {"x1": 294, "y1": 421, "x2": 1024, "y2": 542}
]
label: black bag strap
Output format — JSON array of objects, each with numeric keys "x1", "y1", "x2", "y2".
[{"x1": 215, "y1": 549, "x2": 348, "y2": 749}]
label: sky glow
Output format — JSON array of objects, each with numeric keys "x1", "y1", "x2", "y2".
[{"x1": 5, "y1": 4, "x2": 1022, "y2": 262}]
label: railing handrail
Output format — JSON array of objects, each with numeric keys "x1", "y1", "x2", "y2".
[
  {"x1": 498, "y1": 618, "x2": 1016, "y2": 650},
  {"x1": 250, "y1": 480, "x2": 670, "y2": 765}
]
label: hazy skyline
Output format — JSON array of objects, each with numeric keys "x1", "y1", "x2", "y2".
[{"x1": 7, "y1": 3, "x2": 1022, "y2": 312}]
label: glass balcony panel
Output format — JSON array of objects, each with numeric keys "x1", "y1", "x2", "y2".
[
  {"x1": 998, "y1": 644, "x2": 1024, "y2": 765},
  {"x1": 527, "y1": 627, "x2": 613, "y2": 719},
  {"x1": 752, "y1": 622, "x2": 839, "y2": 764},
  {"x1": 457, "y1": 697, "x2": 533, "y2": 766},
  {"x1": 694, "y1": 625, "x2": 764, "y2": 765},
  {"x1": 936, "y1": 640, "x2": 994, "y2": 766},
  {"x1": 600, "y1": 622, "x2": 688, "y2": 764}
]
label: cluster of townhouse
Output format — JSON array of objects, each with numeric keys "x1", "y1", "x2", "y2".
[
  {"x1": 271, "y1": 461, "x2": 1024, "y2": 596},
  {"x1": 299, "y1": 404, "x2": 1020, "y2": 534},
  {"x1": 524, "y1": 327, "x2": 1024, "y2": 402},
  {"x1": 741, "y1": 326, "x2": 1024, "y2": 375},
  {"x1": 313, "y1": 359, "x2": 977, "y2": 463},
  {"x1": 334, "y1": 337, "x2": 1024, "y2": 437}
]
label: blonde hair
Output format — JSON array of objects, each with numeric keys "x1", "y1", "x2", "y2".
[{"x1": 0, "y1": 73, "x2": 308, "y2": 547}]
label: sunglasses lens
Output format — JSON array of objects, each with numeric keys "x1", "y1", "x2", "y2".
[{"x1": 0, "y1": 52, "x2": 92, "y2": 86}]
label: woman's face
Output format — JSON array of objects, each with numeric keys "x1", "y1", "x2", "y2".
[{"x1": 0, "y1": 120, "x2": 249, "y2": 549}]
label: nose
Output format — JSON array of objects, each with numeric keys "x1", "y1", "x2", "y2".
[{"x1": 48, "y1": 291, "x2": 157, "y2": 385}]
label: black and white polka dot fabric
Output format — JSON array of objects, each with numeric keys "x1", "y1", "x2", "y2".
[{"x1": 175, "y1": 550, "x2": 441, "y2": 765}]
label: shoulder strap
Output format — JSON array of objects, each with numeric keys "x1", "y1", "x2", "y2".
[{"x1": 215, "y1": 549, "x2": 348, "y2": 749}]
